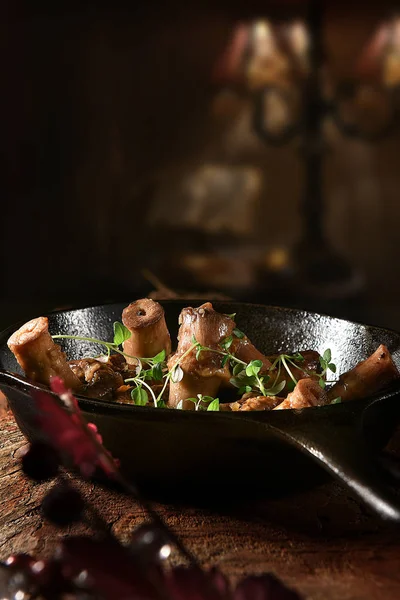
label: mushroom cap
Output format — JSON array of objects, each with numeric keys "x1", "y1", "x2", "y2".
[
  {"x1": 8, "y1": 317, "x2": 49, "y2": 348},
  {"x1": 122, "y1": 299, "x2": 165, "y2": 331}
]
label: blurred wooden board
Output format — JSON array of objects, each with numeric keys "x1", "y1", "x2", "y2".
[{"x1": 1, "y1": 409, "x2": 400, "y2": 600}]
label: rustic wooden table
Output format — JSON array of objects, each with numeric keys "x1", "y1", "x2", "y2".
[{"x1": 1, "y1": 402, "x2": 400, "y2": 600}]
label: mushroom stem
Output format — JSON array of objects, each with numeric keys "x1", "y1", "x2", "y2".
[
  {"x1": 327, "y1": 344, "x2": 400, "y2": 402},
  {"x1": 8, "y1": 317, "x2": 82, "y2": 390},
  {"x1": 169, "y1": 373, "x2": 221, "y2": 410},
  {"x1": 233, "y1": 338, "x2": 271, "y2": 371},
  {"x1": 274, "y1": 379, "x2": 327, "y2": 410},
  {"x1": 122, "y1": 299, "x2": 171, "y2": 364},
  {"x1": 168, "y1": 302, "x2": 234, "y2": 408}
]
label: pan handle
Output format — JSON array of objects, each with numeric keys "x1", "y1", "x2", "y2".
[{"x1": 269, "y1": 403, "x2": 400, "y2": 523}]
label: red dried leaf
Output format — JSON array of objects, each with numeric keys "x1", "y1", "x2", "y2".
[
  {"x1": 60, "y1": 536, "x2": 163, "y2": 600},
  {"x1": 234, "y1": 574, "x2": 302, "y2": 600},
  {"x1": 32, "y1": 377, "x2": 118, "y2": 478},
  {"x1": 165, "y1": 566, "x2": 229, "y2": 600}
]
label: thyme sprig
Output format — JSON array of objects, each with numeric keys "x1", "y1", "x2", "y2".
[
  {"x1": 318, "y1": 349, "x2": 337, "y2": 389},
  {"x1": 53, "y1": 322, "x2": 338, "y2": 409},
  {"x1": 193, "y1": 338, "x2": 285, "y2": 397},
  {"x1": 177, "y1": 394, "x2": 220, "y2": 411},
  {"x1": 53, "y1": 323, "x2": 169, "y2": 408},
  {"x1": 196, "y1": 335, "x2": 338, "y2": 397},
  {"x1": 53, "y1": 322, "x2": 159, "y2": 365},
  {"x1": 125, "y1": 349, "x2": 167, "y2": 407}
]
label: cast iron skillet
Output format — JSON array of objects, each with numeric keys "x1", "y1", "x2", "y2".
[{"x1": 1, "y1": 301, "x2": 400, "y2": 520}]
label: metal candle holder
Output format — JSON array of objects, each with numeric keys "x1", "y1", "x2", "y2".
[{"x1": 251, "y1": 0, "x2": 400, "y2": 307}]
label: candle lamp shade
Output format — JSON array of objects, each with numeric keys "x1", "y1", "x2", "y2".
[{"x1": 192, "y1": 1, "x2": 400, "y2": 318}]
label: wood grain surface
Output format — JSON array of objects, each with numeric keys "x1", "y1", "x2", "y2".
[{"x1": 1, "y1": 409, "x2": 400, "y2": 600}]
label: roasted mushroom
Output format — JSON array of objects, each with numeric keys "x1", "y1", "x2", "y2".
[
  {"x1": 327, "y1": 344, "x2": 400, "y2": 403},
  {"x1": 274, "y1": 378, "x2": 328, "y2": 410},
  {"x1": 7, "y1": 317, "x2": 81, "y2": 390},
  {"x1": 265, "y1": 350, "x2": 322, "y2": 395},
  {"x1": 231, "y1": 395, "x2": 284, "y2": 411},
  {"x1": 168, "y1": 302, "x2": 234, "y2": 409},
  {"x1": 122, "y1": 299, "x2": 171, "y2": 364},
  {"x1": 7, "y1": 300, "x2": 399, "y2": 413},
  {"x1": 69, "y1": 358, "x2": 125, "y2": 400},
  {"x1": 231, "y1": 337, "x2": 271, "y2": 372}
]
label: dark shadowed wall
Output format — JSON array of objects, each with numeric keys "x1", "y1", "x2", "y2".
[{"x1": 1, "y1": 0, "x2": 400, "y2": 329}]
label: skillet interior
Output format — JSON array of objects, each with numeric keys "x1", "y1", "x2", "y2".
[{"x1": 1, "y1": 301, "x2": 400, "y2": 504}]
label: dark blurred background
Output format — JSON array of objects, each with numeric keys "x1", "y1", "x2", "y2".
[{"x1": 2, "y1": 0, "x2": 400, "y2": 330}]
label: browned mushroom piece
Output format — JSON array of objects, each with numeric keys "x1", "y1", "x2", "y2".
[
  {"x1": 7, "y1": 317, "x2": 82, "y2": 390},
  {"x1": 168, "y1": 302, "x2": 235, "y2": 409},
  {"x1": 219, "y1": 402, "x2": 233, "y2": 411},
  {"x1": 231, "y1": 394, "x2": 284, "y2": 411},
  {"x1": 69, "y1": 358, "x2": 125, "y2": 401},
  {"x1": 273, "y1": 378, "x2": 328, "y2": 410},
  {"x1": 232, "y1": 337, "x2": 272, "y2": 372},
  {"x1": 327, "y1": 344, "x2": 400, "y2": 403},
  {"x1": 122, "y1": 298, "x2": 171, "y2": 364}
]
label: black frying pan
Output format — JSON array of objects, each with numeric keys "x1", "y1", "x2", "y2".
[{"x1": 1, "y1": 301, "x2": 400, "y2": 521}]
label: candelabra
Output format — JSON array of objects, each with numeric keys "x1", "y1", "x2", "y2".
[{"x1": 244, "y1": 0, "x2": 400, "y2": 311}]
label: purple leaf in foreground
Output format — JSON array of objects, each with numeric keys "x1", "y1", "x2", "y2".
[
  {"x1": 165, "y1": 566, "x2": 230, "y2": 600},
  {"x1": 60, "y1": 536, "x2": 163, "y2": 600},
  {"x1": 32, "y1": 377, "x2": 119, "y2": 478},
  {"x1": 234, "y1": 574, "x2": 302, "y2": 600}
]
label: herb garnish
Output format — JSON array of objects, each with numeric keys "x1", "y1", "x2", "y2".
[
  {"x1": 53, "y1": 324, "x2": 170, "y2": 408},
  {"x1": 53, "y1": 322, "x2": 137, "y2": 361},
  {"x1": 330, "y1": 396, "x2": 342, "y2": 404},
  {"x1": 53, "y1": 323, "x2": 338, "y2": 408},
  {"x1": 318, "y1": 349, "x2": 337, "y2": 389},
  {"x1": 178, "y1": 394, "x2": 220, "y2": 411}
]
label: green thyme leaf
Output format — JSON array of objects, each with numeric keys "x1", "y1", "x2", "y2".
[
  {"x1": 286, "y1": 380, "x2": 296, "y2": 392},
  {"x1": 207, "y1": 398, "x2": 220, "y2": 411},
  {"x1": 231, "y1": 372, "x2": 256, "y2": 386},
  {"x1": 200, "y1": 396, "x2": 215, "y2": 404},
  {"x1": 319, "y1": 378, "x2": 326, "y2": 389},
  {"x1": 131, "y1": 386, "x2": 148, "y2": 406},
  {"x1": 230, "y1": 377, "x2": 239, "y2": 388},
  {"x1": 157, "y1": 400, "x2": 167, "y2": 408},
  {"x1": 152, "y1": 349, "x2": 166, "y2": 364},
  {"x1": 113, "y1": 322, "x2": 131, "y2": 346},
  {"x1": 328, "y1": 363, "x2": 337, "y2": 373},
  {"x1": 264, "y1": 380, "x2": 286, "y2": 396},
  {"x1": 233, "y1": 328, "x2": 245, "y2": 339},
  {"x1": 246, "y1": 359, "x2": 263, "y2": 377},
  {"x1": 171, "y1": 364, "x2": 184, "y2": 383},
  {"x1": 238, "y1": 385, "x2": 253, "y2": 395},
  {"x1": 323, "y1": 349, "x2": 332, "y2": 363},
  {"x1": 220, "y1": 335, "x2": 233, "y2": 351},
  {"x1": 191, "y1": 335, "x2": 198, "y2": 344},
  {"x1": 142, "y1": 368, "x2": 154, "y2": 380},
  {"x1": 330, "y1": 397, "x2": 342, "y2": 404},
  {"x1": 221, "y1": 355, "x2": 229, "y2": 368},
  {"x1": 233, "y1": 363, "x2": 244, "y2": 376},
  {"x1": 151, "y1": 363, "x2": 164, "y2": 381},
  {"x1": 225, "y1": 313, "x2": 236, "y2": 320}
]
